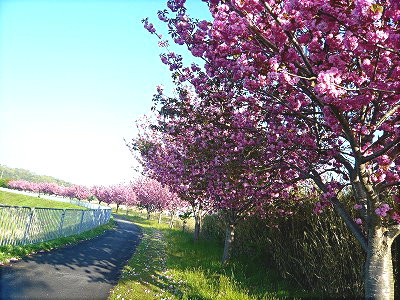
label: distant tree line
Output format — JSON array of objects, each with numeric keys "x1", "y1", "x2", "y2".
[{"x1": 0, "y1": 165, "x2": 72, "y2": 187}]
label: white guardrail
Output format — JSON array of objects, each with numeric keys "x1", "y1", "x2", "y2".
[{"x1": 0, "y1": 187, "x2": 112, "y2": 246}]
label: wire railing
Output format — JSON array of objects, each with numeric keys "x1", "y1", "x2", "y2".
[{"x1": 0, "y1": 204, "x2": 111, "y2": 246}]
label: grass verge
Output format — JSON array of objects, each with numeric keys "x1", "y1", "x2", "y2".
[
  {"x1": 0, "y1": 218, "x2": 115, "y2": 265},
  {"x1": 0, "y1": 190, "x2": 84, "y2": 209},
  {"x1": 109, "y1": 213, "x2": 314, "y2": 300}
]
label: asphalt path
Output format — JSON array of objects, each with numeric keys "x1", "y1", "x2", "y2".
[{"x1": 0, "y1": 215, "x2": 142, "y2": 300}]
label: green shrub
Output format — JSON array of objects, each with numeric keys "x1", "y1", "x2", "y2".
[
  {"x1": 202, "y1": 213, "x2": 225, "y2": 241},
  {"x1": 0, "y1": 178, "x2": 11, "y2": 188},
  {"x1": 202, "y1": 204, "x2": 365, "y2": 298}
]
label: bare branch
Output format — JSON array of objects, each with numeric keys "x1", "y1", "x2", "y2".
[
  {"x1": 376, "y1": 181, "x2": 400, "y2": 192},
  {"x1": 387, "y1": 225, "x2": 400, "y2": 241},
  {"x1": 375, "y1": 104, "x2": 400, "y2": 129},
  {"x1": 310, "y1": 170, "x2": 368, "y2": 252},
  {"x1": 362, "y1": 137, "x2": 400, "y2": 163},
  {"x1": 331, "y1": 82, "x2": 398, "y2": 94}
]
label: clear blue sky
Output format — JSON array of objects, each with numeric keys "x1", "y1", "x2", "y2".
[{"x1": 0, "y1": 0, "x2": 210, "y2": 186}]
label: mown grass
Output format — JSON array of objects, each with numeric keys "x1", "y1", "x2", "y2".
[
  {"x1": 109, "y1": 219, "x2": 172, "y2": 300},
  {"x1": 0, "y1": 218, "x2": 115, "y2": 264},
  {"x1": 109, "y1": 212, "x2": 314, "y2": 300},
  {"x1": 0, "y1": 190, "x2": 84, "y2": 209}
]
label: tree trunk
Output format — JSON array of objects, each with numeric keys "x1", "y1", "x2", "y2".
[
  {"x1": 126, "y1": 206, "x2": 129, "y2": 215},
  {"x1": 158, "y1": 212, "x2": 162, "y2": 224},
  {"x1": 222, "y1": 223, "x2": 235, "y2": 263},
  {"x1": 394, "y1": 237, "x2": 400, "y2": 296},
  {"x1": 147, "y1": 209, "x2": 151, "y2": 220},
  {"x1": 169, "y1": 212, "x2": 175, "y2": 229},
  {"x1": 365, "y1": 226, "x2": 398, "y2": 299},
  {"x1": 194, "y1": 214, "x2": 202, "y2": 241},
  {"x1": 183, "y1": 220, "x2": 187, "y2": 232},
  {"x1": 116, "y1": 204, "x2": 119, "y2": 213}
]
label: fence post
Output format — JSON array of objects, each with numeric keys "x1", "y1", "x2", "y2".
[
  {"x1": 106, "y1": 209, "x2": 111, "y2": 223},
  {"x1": 99, "y1": 209, "x2": 103, "y2": 225},
  {"x1": 79, "y1": 210, "x2": 85, "y2": 233},
  {"x1": 58, "y1": 209, "x2": 66, "y2": 237},
  {"x1": 104, "y1": 210, "x2": 108, "y2": 224},
  {"x1": 100, "y1": 209, "x2": 105, "y2": 225},
  {"x1": 23, "y1": 208, "x2": 34, "y2": 245}
]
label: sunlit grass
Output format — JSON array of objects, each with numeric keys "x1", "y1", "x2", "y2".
[
  {"x1": 0, "y1": 190, "x2": 83, "y2": 209},
  {"x1": 110, "y1": 212, "x2": 313, "y2": 300},
  {"x1": 109, "y1": 225, "x2": 172, "y2": 300}
]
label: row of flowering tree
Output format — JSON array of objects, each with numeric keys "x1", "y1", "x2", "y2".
[
  {"x1": 135, "y1": 0, "x2": 400, "y2": 298},
  {"x1": 7, "y1": 180, "x2": 92, "y2": 200},
  {"x1": 91, "y1": 184, "x2": 138, "y2": 211},
  {"x1": 6, "y1": 179, "x2": 183, "y2": 218},
  {"x1": 131, "y1": 95, "x2": 298, "y2": 261}
]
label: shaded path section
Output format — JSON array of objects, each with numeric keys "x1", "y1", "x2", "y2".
[{"x1": 0, "y1": 215, "x2": 141, "y2": 300}]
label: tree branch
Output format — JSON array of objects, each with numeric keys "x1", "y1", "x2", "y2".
[
  {"x1": 376, "y1": 181, "x2": 400, "y2": 192},
  {"x1": 387, "y1": 225, "x2": 400, "y2": 241},
  {"x1": 375, "y1": 104, "x2": 400, "y2": 129},
  {"x1": 361, "y1": 137, "x2": 400, "y2": 163},
  {"x1": 261, "y1": 1, "x2": 315, "y2": 76},
  {"x1": 310, "y1": 170, "x2": 368, "y2": 252}
]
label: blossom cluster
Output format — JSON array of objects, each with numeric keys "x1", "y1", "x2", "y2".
[{"x1": 136, "y1": 0, "x2": 400, "y2": 235}]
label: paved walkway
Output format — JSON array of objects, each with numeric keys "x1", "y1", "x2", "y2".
[{"x1": 0, "y1": 215, "x2": 141, "y2": 300}]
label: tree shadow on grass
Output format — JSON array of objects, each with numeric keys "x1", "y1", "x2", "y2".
[
  {"x1": 147, "y1": 215, "x2": 315, "y2": 299},
  {"x1": 116, "y1": 213, "x2": 315, "y2": 299}
]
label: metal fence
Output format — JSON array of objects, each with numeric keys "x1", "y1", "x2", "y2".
[{"x1": 0, "y1": 205, "x2": 112, "y2": 246}]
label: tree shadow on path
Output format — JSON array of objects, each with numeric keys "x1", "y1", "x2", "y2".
[{"x1": 0, "y1": 216, "x2": 142, "y2": 300}]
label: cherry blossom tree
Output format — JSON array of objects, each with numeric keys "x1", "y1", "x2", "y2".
[
  {"x1": 38, "y1": 182, "x2": 63, "y2": 196},
  {"x1": 92, "y1": 185, "x2": 113, "y2": 206},
  {"x1": 106, "y1": 184, "x2": 137, "y2": 212},
  {"x1": 7, "y1": 180, "x2": 31, "y2": 191},
  {"x1": 164, "y1": 187, "x2": 187, "y2": 228},
  {"x1": 131, "y1": 119, "x2": 213, "y2": 240},
  {"x1": 91, "y1": 185, "x2": 105, "y2": 205},
  {"x1": 109, "y1": 185, "x2": 125, "y2": 212},
  {"x1": 123, "y1": 184, "x2": 138, "y2": 214},
  {"x1": 8, "y1": 180, "x2": 43, "y2": 196},
  {"x1": 61, "y1": 185, "x2": 92, "y2": 201},
  {"x1": 143, "y1": 87, "x2": 300, "y2": 262},
  {"x1": 133, "y1": 93, "x2": 304, "y2": 263},
  {"x1": 132, "y1": 177, "x2": 176, "y2": 220},
  {"x1": 145, "y1": 0, "x2": 400, "y2": 297}
]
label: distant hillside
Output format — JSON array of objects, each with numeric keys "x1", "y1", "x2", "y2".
[{"x1": 0, "y1": 165, "x2": 72, "y2": 186}]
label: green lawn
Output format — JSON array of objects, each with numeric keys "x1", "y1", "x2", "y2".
[
  {"x1": 109, "y1": 212, "x2": 314, "y2": 300},
  {"x1": 0, "y1": 218, "x2": 115, "y2": 264},
  {"x1": 0, "y1": 190, "x2": 83, "y2": 209}
]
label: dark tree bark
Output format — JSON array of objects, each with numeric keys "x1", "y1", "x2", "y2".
[
  {"x1": 169, "y1": 211, "x2": 175, "y2": 229},
  {"x1": 222, "y1": 222, "x2": 235, "y2": 263},
  {"x1": 194, "y1": 212, "x2": 202, "y2": 241}
]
